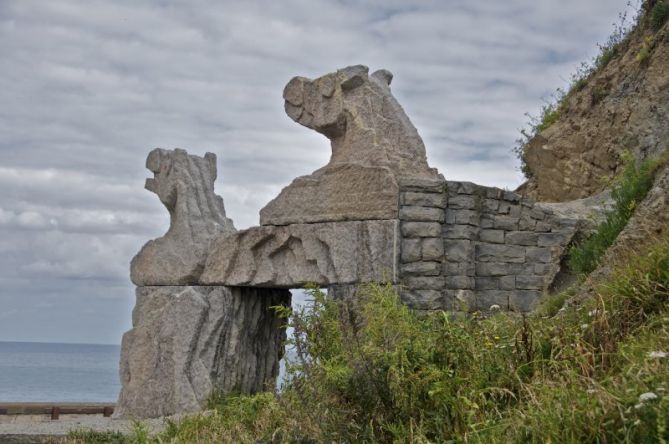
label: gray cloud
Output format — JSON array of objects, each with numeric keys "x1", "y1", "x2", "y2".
[{"x1": 0, "y1": 0, "x2": 637, "y2": 344}]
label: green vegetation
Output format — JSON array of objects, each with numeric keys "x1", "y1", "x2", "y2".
[
  {"x1": 637, "y1": 35, "x2": 656, "y2": 64},
  {"x1": 67, "y1": 232, "x2": 669, "y2": 442},
  {"x1": 568, "y1": 151, "x2": 657, "y2": 276},
  {"x1": 67, "y1": 429, "x2": 130, "y2": 443},
  {"x1": 68, "y1": 420, "x2": 149, "y2": 444},
  {"x1": 650, "y1": 0, "x2": 669, "y2": 31}
]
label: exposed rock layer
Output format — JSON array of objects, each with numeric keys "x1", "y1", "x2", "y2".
[
  {"x1": 520, "y1": 22, "x2": 669, "y2": 202},
  {"x1": 115, "y1": 286, "x2": 290, "y2": 419}
]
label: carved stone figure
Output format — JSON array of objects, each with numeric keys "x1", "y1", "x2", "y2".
[
  {"x1": 259, "y1": 65, "x2": 440, "y2": 226},
  {"x1": 201, "y1": 220, "x2": 399, "y2": 288},
  {"x1": 130, "y1": 148, "x2": 235, "y2": 286},
  {"x1": 114, "y1": 286, "x2": 290, "y2": 419}
]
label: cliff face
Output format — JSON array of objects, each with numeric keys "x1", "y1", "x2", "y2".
[{"x1": 519, "y1": 8, "x2": 669, "y2": 202}]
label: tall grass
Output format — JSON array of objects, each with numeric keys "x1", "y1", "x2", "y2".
[{"x1": 568, "y1": 151, "x2": 657, "y2": 276}]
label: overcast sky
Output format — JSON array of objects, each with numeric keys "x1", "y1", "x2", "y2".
[{"x1": 0, "y1": 0, "x2": 637, "y2": 344}]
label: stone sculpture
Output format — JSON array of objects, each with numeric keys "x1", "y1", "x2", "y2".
[
  {"x1": 260, "y1": 65, "x2": 441, "y2": 226},
  {"x1": 117, "y1": 66, "x2": 596, "y2": 419},
  {"x1": 117, "y1": 149, "x2": 289, "y2": 419},
  {"x1": 130, "y1": 148, "x2": 235, "y2": 286},
  {"x1": 201, "y1": 220, "x2": 399, "y2": 288},
  {"x1": 115, "y1": 286, "x2": 290, "y2": 419}
]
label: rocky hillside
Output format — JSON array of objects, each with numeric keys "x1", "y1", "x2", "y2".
[{"x1": 518, "y1": 1, "x2": 669, "y2": 202}]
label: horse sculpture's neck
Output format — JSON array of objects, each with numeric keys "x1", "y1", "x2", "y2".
[{"x1": 328, "y1": 77, "x2": 433, "y2": 179}]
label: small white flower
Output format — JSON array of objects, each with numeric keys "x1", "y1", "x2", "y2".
[
  {"x1": 489, "y1": 304, "x2": 501, "y2": 311},
  {"x1": 648, "y1": 351, "x2": 667, "y2": 359},
  {"x1": 588, "y1": 309, "x2": 599, "y2": 317},
  {"x1": 639, "y1": 392, "x2": 658, "y2": 402},
  {"x1": 581, "y1": 324, "x2": 589, "y2": 330}
]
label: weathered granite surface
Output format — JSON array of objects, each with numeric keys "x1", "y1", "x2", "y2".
[
  {"x1": 201, "y1": 220, "x2": 399, "y2": 287},
  {"x1": 115, "y1": 286, "x2": 290, "y2": 419},
  {"x1": 397, "y1": 179, "x2": 583, "y2": 312},
  {"x1": 130, "y1": 149, "x2": 235, "y2": 286},
  {"x1": 260, "y1": 65, "x2": 440, "y2": 226}
]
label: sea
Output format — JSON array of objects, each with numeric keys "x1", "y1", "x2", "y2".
[{"x1": 0, "y1": 341, "x2": 121, "y2": 403}]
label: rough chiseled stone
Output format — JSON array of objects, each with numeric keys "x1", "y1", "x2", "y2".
[
  {"x1": 400, "y1": 261, "x2": 441, "y2": 276},
  {"x1": 130, "y1": 149, "x2": 235, "y2": 286},
  {"x1": 402, "y1": 192, "x2": 447, "y2": 208},
  {"x1": 516, "y1": 275, "x2": 546, "y2": 290},
  {"x1": 505, "y1": 231, "x2": 538, "y2": 246},
  {"x1": 479, "y1": 229, "x2": 505, "y2": 244},
  {"x1": 404, "y1": 276, "x2": 445, "y2": 290},
  {"x1": 400, "y1": 289, "x2": 443, "y2": 310},
  {"x1": 493, "y1": 215, "x2": 519, "y2": 231},
  {"x1": 401, "y1": 221, "x2": 442, "y2": 238},
  {"x1": 260, "y1": 65, "x2": 440, "y2": 226},
  {"x1": 401, "y1": 238, "x2": 422, "y2": 263},
  {"x1": 421, "y1": 238, "x2": 444, "y2": 261},
  {"x1": 475, "y1": 277, "x2": 499, "y2": 290},
  {"x1": 452, "y1": 209, "x2": 479, "y2": 225},
  {"x1": 115, "y1": 286, "x2": 290, "y2": 419},
  {"x1": 444, "y1": 224, "x2": 478, "y2": 240},
  {"x1": 400, "y1": 206, "x2": 445, "y2": 222},
  {"x1": 475, "y1": 244, "x2": 525, "y2": 263},
  {"x1": 201, "y1": 220, "x2": 399, "y2": 287},
  {"x1": 538, "y1": 232, "x2": 572, "y2": 247},
  {"x1": 445, "y1": 276, "x2": 474, "y2": 289},
  {"x1": 444, "y1": 240, "x2": 472, "y2": 262},
  {"x1": 447, "y1": 195, "x2": 478, "y2": 209},
  {"x1": 526, "y1": 247, "x2": 552, "y2": 263}
]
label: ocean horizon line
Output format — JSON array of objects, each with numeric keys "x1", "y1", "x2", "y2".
[{"x1": 0, "y1": 340, "x2": 120, "y2": 347}]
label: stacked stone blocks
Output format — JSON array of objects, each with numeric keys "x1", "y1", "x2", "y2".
[
  {"x1": 398, "y1": 179, "x2": 578, "y2": 313},
  {"x1": 444, "y1": 181, "x2": 576, "y2": 312},
  {"x1": 398, "y1": 178, "x2": 447, "y2": 310}
]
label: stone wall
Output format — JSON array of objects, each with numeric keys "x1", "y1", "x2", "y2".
[{"x1": 398, "y1": 178, "x2": 578, "y2": 312}]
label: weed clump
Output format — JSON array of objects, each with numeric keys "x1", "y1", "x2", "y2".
[
  {"x1": 650, "y1": 0, "x2": 669, "y2": 30},
  {"x1": 568, "y1": 151, "x2": 656, "y2": 276}
]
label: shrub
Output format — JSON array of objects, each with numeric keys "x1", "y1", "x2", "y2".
[
  {"x1": 651, "y1": 0, "x2": 669, "y2": 30},
  {"x1": 637, "y1": 36, "x2": 655, "y2": 64},
  {"x1": 568, "y1": 151, "x2": 656, "y2": 276},
  {"x1": 281, "y1": 283, "x2": 522, "y2": 442}
]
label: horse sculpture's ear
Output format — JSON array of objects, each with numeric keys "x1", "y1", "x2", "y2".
[
  {"x1": 339, "y1": 65, "x2": 369, "y2": 91},
  {"x1": 372, "y1": 69, "x2": 393, "y2": 86}
]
